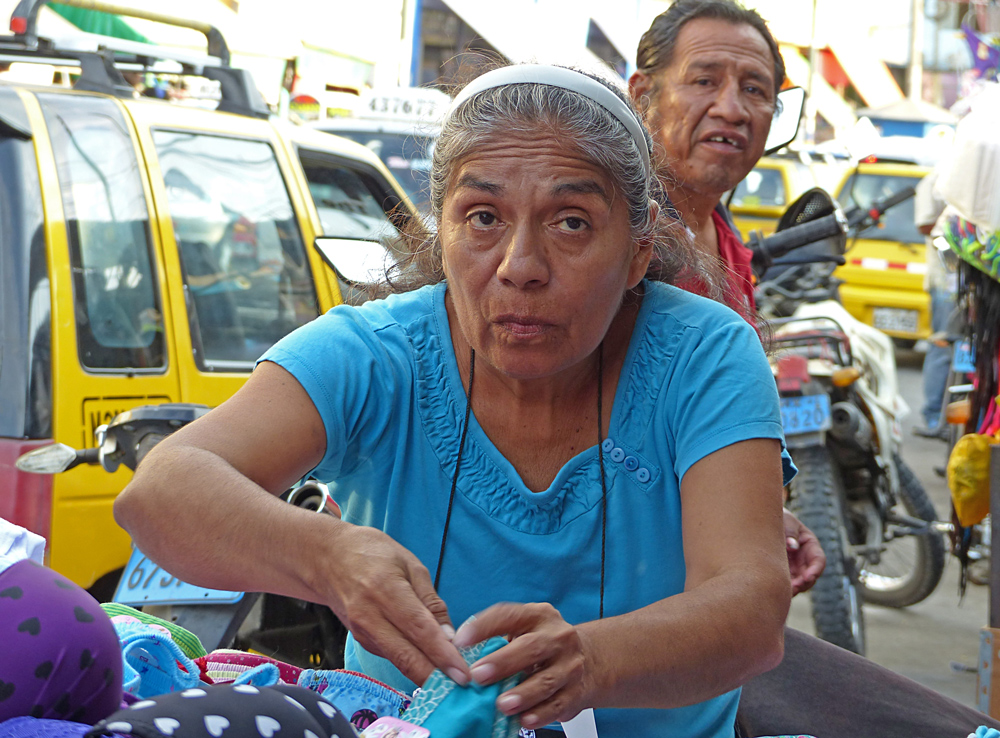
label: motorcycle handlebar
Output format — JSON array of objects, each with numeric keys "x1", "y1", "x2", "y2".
[
  {"x1": 749, "y1": 211, "x2": 846, "y2": 271},
  {"x1": 844, "y1": 186, "x2": 916, "y2": 230},
  {"x1": 750, "y1": 185, "x2": 916, "y2": 277}
]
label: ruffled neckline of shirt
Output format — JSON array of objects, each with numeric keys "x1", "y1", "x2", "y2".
[{"x1": 410, "y1": 281, "x2": 680, "y2": 535}]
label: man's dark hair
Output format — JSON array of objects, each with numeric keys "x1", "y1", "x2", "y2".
[{"x1": 636, "y1": 0, "x2": 786, "y2": 97}]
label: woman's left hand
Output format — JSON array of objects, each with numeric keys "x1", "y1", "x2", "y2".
[{"x1": 452, "y1": 602, "x2": 596, "y2": 731}]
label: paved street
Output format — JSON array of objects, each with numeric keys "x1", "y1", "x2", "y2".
[{"x1": 785, "y1": 346, "x2": 989, "y2": 709}]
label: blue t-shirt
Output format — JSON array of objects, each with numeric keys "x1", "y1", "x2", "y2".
[{"x1": 260, "y1": 280, "x2": 792, "y2": 738}]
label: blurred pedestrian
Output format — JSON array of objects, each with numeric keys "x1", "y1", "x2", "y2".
[{"x1": 913, "y1": 170, "x2": 956, "y2": 439}]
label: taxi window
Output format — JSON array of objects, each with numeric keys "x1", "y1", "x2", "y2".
[
  {"x1": 37, "y1": 94, "x2": 165, "y2": 371},
  {"x1": 837, "y1": 173, "x2": 922, "y2": 244},
  {"x1": 297, "y1": 148, "x2": 401, "y2": 242},
  {"x1": 325, "y1": 130, "x2": 433, "y2": 211},
  {"x1": 153, "y1": 130, "x2": 320, "y2": 372},
  {"x1": 731, "y1": 167, "x2": 786, "y2": 209}
]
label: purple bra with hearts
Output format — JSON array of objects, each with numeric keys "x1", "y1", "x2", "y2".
[{"x1": 0, "y1": 559, "x2": 123, "y2": 724}]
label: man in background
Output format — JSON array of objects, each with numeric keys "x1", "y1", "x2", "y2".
[
  {"x1": 913, "y1": 170, "x2": 957, "y2": 440},
  {"x1": 628, "y1": 0, "x2": 784, "y2": 319},
  {"x1": 629, "y1": 3, "x2": 1000, "y2": 736}
]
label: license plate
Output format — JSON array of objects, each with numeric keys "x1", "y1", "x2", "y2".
[
  {"x1": 953, "y1": 340, "x2": 975, "y2": 373},
  {"x1": 872, "y1": 307, "x2": 918, "y2": 334},
  {"x1": 113, "y1": 547, "x2": 244, "y2": 607},
  {"x1": 780, "y1": 395, "x2": 832, "y2": 435}
]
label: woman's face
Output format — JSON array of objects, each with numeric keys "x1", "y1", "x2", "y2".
[{"x1": 440, "y1": 129, "x2": 652, "y2": 380}]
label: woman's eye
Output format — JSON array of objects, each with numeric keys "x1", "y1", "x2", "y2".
[
  {"x1": 557, "y1": 216, "x2": 589, "y2": 232},
  {"x1": 471, "y1": 211, "x2": 497, "y2": 227}
]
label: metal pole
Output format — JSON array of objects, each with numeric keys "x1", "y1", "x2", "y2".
[
  {"x1": 805, "y1": 0, "x2": 819, "y2": 143},
  {"x1": 990, "y1": 443, "x2": 1000, "y2": 628},
  {"x1": 908, "y1": 0, "x2": 925, "y2": 102}
]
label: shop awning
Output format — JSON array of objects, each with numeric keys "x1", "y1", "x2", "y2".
[
  {"x1": 47, "y1": 3, "x2": 148, "y2": 43},
  {"x1": 779, "y1": 44, "x2": 857, "y2": 135},
  {"x1": 441, "y1": 0, "x2": 608, "y2": 71},
  {"x1": 827, "y1": 35, "x2": 905, "y2": 109}
]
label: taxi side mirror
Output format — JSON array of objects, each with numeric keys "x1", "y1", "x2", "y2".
[
  {"x1": 314, "y1": 237, "x2": 392, "y2": 286},
  {"x1": 764, "y1": 87, "x2": 806, "y2": 156}
]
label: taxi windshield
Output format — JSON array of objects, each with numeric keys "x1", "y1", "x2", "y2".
[
  {"x1": 838, "y1": 172, "x2": 923, "y2": 244},
  {"x1": 327, "y1": 130, "x2": 434, "y2": 211}
]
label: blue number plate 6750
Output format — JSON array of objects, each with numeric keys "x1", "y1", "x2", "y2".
[
  {"x1": 113, "y1": 547, "x2": 244, "y2": 607},
  {"x1": 780, "y1": 395, "x2": 832, "y2": 435}
]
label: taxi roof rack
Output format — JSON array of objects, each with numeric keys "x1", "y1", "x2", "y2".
[{"x1": 2, "y1": 0, "x2": 270, "y2": 119}]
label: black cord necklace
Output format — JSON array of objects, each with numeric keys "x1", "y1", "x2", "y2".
[{"x1": 433, "y1": 344, "x2": 609, "y2": 620}]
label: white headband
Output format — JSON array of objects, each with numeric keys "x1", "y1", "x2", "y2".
[{"x1": 447, "y1": 64, "x2": 652, "y2": 179}]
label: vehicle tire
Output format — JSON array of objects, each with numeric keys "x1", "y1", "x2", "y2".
[
  {"x1": 858, "y1": 454, "x2": 946, "y2": 608},
  {"x1": 788, "y1": 445, "x2": 866, "y2": 654}
]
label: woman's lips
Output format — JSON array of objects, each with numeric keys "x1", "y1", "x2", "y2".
[{"x1": 494, "y1": 316, "x2": 550, "y2": 337}]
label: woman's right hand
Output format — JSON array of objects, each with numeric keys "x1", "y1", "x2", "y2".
[{"x1": 320, "y1": 521, "x2": 471, "y2": 687}]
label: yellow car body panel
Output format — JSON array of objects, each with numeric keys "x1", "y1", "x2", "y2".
[
  {"x1": 3, "y1": 80, "x2": 415, "y2": 592},
  {"x1": 832, "y1": 162, "x2": 931, "y2": 341}
]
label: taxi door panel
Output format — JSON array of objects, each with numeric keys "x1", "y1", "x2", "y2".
[
  {"x1": 21, "y1": 90, "x2": 181, "y2": 589},
  {"x1": 126, "y1": 104, "x2": 330, "y2": 407}
]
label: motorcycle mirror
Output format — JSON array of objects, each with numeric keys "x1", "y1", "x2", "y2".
[
  {"x1": 764, "y1": 87, "x2": 806, "y2": 156},
  {"x1": 314, "y1": 237, "x2": 392, "y2": 286},
  {"x1": 16, "y1": 443, "x2": 81, "y2": 474}
]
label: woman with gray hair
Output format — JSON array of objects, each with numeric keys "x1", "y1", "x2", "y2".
[{"x1": 114, "y1": 63, "x2": 793, "y2": 738}]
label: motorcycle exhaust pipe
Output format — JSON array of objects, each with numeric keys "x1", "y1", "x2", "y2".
[{"x1": 829, "y1": 402, "x2": 873, "y2": 451}]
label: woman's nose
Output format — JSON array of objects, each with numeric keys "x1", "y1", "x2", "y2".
[{"x1": 496, "y1": 224, "x2": 549, "y2": 288}]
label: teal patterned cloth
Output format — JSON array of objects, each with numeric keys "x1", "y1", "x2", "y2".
[
  {"x1": 943, "y1": 212, "x2": 1000, "y2": 281},
  {"x1": 402, "y1": 637, "x2": 521, "y2": 738}
]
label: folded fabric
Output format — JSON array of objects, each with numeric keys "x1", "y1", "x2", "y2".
[
  {"x1": 101, "y1": 605, "x2": 206, "y2": 660},
  {"x1": 115, "y1": 621, "x2": 202, "y2": 699},
  {"x1": 0, "y1": 519, "x2": 45, "y2": 575},
  {"x1": 0, "y1": 559, "x2": 123, "y2": 724},
  {"x1": 0, "y1": 718, "x2": 92, "y2": 738},
  {"x1": 232, "y1": 665, "x2": 280, "y2": 689},
  {"x1": 195, "y1": 651, "x2": 301, "y2": 687},
  {"x1": 86, "y1": 683, "x2": 358, "y2": 738},
  {"x1": 297, "y1": 670, "x2": 408, "y2": 732},
  {"x1": 402, "y1": 637, "x2": 520, "y2": 738}
]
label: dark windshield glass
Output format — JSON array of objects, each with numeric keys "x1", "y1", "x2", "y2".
[
  {"x1": 38, "y1": 93, "x2": 164, "y2": 371},
  {"x1": 837, "y1": 173, "x2": 923, "y2": 244},
  {"x1": 732, "y1": 167, "x2": 786, "y2": 209},
  {"x1": 328, "y1": 131, "x2": 433, "y2": 211}
]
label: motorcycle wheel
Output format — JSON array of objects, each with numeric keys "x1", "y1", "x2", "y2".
[
  {"x1": 788, "y1": 445, "x2": 866, "y2": 655},
  {"x1": 857, "y1": 454, "x2": 946, "y2": 608}
]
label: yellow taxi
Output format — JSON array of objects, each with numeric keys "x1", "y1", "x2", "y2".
[
  {"x1": 0, "y1": 5, "x2": 412, "y2": 597},
  {"x1": 832, "y1": 161, "x2": 932, "y2": 342},
  {"x1": 729, "y1": 156, "x2": 818, "y2": 239}
]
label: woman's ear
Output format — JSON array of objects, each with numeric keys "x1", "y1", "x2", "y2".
[{"x1": 626, "y1": 199, "x2": 659, "y2": 289}]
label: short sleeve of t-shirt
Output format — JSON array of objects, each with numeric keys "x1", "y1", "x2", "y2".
[
  {"x1": 657, "y1": 288, "x2": 793, "y2": 485},
  {"x1": 256, "y1": 291, "x2": 428, "y2": 482}
]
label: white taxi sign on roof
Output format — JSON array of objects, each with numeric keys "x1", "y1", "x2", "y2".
[{"x1": 357, "y1": 87, "x2": 451, "y2": 124}]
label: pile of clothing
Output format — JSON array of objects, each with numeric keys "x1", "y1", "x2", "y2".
[{"x1": 1, "y1": 519, "x2": 520, "y2": 738}]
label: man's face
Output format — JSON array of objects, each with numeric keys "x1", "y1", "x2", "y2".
[{"x1": 633, "y1": 17, "x2": 776, "y2": 201}]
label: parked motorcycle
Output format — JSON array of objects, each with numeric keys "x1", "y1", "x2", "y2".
[
  {"x1": 749, "y1": 188, "x2": 947, "y2": 654},
  {"x1": 15, "y1": 404, "x2": 349, "y2": 667}
]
